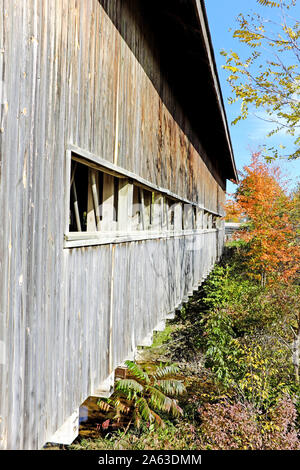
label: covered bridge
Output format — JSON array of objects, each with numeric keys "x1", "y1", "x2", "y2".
[{"x1": 0, "y1": 0, "x2": 237, "y2": 449}]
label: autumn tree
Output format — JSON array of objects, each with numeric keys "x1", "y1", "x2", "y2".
[
  {"x1": 290, "y1": 182, "x2": 300, "y2": 239},
  {"x1": 229, "y1": 152, "x2": 300, "y2": 285},
  {"x1": 224, "y1": 198, "x2": 243, "y2": 222},
  {"x1": 221, "y1": 0, "x2": 300, "y2": 160}
]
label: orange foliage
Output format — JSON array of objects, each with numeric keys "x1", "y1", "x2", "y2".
[
  {"x1": 232, "y1": 153, "x2": 300, "y2": 284},
  {"x1": 224, "y1": 199, "x2": 243, "y2": 222}
]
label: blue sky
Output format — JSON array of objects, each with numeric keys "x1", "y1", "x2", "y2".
[{"x1": 204, "y1": 0, "x2": 300, "y2": 195}]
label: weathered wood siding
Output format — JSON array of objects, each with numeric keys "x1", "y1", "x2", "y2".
[
  {"x1": 64, "y1": 232, "x2": 219, "y2": 408},
  {"x1": 0, "y1": 0, "x2": 228, "y2": 449}
]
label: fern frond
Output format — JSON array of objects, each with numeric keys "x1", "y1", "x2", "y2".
[
  {"x1": 97, "y1": 399, "x2": 113, "y2": 413},
  {"x1": 153, "y1": 363, "x2": 180, "y2": 379},
  {"x1": 157, "y1": 379, "x2": 186, "y2": 396},
  {"x1": 110, "y1": 397, "x2": 131, "y2": 415},
  {"x1": 115, "y1": 378, "x2": 144, "y2": 399},
  {"x1": 125, "y1": 360, "x2": 150, "y2": 384},
  {"x1": 132, "y1": 408, "x2": 142, "y2": 429},
  {"x1": 136, "y1": 397, "x2": 153, "y2": 423},
  {"x1": 150, "y1": 409, "x2": 166, "y2": 428},
  {"x1": 147, "y1": 386, "x2": 173, "y2": 413},
  {"x1": 170, "y1": 399, "x2": 184, "y2": 418}
]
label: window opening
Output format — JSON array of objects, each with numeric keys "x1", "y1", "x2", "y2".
[
  {"x1": 67, "y1": 154, "x2": 221, "y2": 243},
  {"x1": 143, "y1": 189, "x2": 153, "y2": 229},
  {"x1": 166, "y1": 198, "x2": 175, "y2": 229},
  {"x1": 91, "y1": 170, "x2": 101, "y2": 230},
  {"x1": 98, "y1": 171, "x2": 103, "y2": 221},
  {"x1": 132, "y1": 185, "x2": 142, "y2": 229},
  {"x1": 113, "y1": 177, "x2": 119, "y2": 222},
  {"x1": 203, "y1": 210, "x2": 208, "y2": 229},
  {"x1": 69, "y1": 160, "x2": 88, "y2": 232}
]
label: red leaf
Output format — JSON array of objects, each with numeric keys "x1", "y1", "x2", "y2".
[{"x1": 102, "y1": 419, "x2": 110, "y2": 430}]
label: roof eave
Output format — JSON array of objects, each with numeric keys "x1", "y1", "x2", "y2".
[{"x1": 193, "y1": 0, "x2": 239, "y2": 183}]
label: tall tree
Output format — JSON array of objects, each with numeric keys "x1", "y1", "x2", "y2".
[
  {"x1": 228, "y1": 152, "x2": 300, "y2": 284},
  {"x1": 221, "y1": 0, "x2": 300, "y2": 160},
  {"x1": 224, "y1": 198, "x2": 243, "y2": 222},
  {"x1": 290, "y1": 182, "x2": 300, "y2": 238}
]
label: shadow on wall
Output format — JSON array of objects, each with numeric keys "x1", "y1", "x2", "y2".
[{"x1": 98, "y1": 0, "x2": 227, "y2": 189}]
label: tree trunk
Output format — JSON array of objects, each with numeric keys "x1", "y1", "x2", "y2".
[
  {"x1": 261, "y1": 271, "x2": 266, "y2": 287},
  {"x1": 292, "y1": 322, "x2": 300, "y2": 385}
]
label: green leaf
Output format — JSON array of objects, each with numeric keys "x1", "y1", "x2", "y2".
[{"x1": 124, "y1": 360, "x2": 150, "y2": 384}]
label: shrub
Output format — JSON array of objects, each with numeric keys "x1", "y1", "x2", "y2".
[
  {"x1": 262, "y1": 395, "x2": 300, "y2": 450},
  {"x1": 202, "y1": 309, "x2": 242, "y2": 386},
  {"x1": 198, "y1": 400, "x2": 262, "y2": 450},
  {"x1": 198, "y1": 395, "x2": 300, "y2": 450}
]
